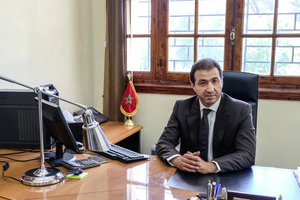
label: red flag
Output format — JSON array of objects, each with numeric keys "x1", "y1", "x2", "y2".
[{"x1": 120, "y1": 80, "x2": 138, "y2": 117}]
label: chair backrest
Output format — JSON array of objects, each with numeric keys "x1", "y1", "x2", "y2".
[{"x1": 222, "y1": 71, "x2": 259, "y2": 130}]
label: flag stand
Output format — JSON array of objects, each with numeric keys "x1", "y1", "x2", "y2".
[{"x1": 124, "y1": 116, "x2": 134, "y2": 126}]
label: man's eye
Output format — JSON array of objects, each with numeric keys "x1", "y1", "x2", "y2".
[
  {"x1": 212, "y1": 79, "x2": 219, "y2": 84},
  {"x1": 199, "y1": 81, "x2": 207, "y2": 86}
]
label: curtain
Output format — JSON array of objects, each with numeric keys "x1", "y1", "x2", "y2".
[{"x1": 104, "y1": 0, "x2": 127, "y2": 122}]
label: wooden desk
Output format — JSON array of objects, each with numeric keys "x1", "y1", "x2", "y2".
[
  {"x1": 1, "y1": 148, "x2": 299, "y2": 200},
  {"x1": 0, "y1": 151, "x2": 197, "y2": 200}
]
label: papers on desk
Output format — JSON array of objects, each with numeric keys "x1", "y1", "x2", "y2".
[
  {"x1": 63, "y1": 109, "x2": 82, "y2": 123},
  {"x1": 167, "y1": 166, "x2": 300, "y2": 199},
  {"x1": 293, "y1": 167, "x2": 300, "y2": 187}
]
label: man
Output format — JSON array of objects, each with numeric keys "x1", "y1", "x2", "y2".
[{"x1": 156, "y1": 58, "x2": 256, "y2": 174}]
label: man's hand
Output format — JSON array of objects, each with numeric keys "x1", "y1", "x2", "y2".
[
  {"x1": 170, "y1": 151, "x2": 218, "y2": 174},
  {"x1": 170, "y1": 151, "x2": 201, "y2": 173}
]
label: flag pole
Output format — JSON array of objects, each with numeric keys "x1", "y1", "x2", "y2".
[
  {"x1": 124, "y1": 72, "x2": 134, "y2": 126},
  {"x1": 123, "y1": 0, "x2": 136, "y2": 126},
  {"x1": 120, "y1": 71, "x2": 138, "y2": 126}
]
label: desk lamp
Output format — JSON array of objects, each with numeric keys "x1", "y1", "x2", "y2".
[{"x1": 0, "y1": 75, "x2": 111, "y2": 186}]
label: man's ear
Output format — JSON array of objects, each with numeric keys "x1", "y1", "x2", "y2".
[
  {"x1": 190, "y1": 80, "x2": 194, "y2": 87},
  {"x1": 190, "y1": 81, "x2": 196, "y2": 92}
]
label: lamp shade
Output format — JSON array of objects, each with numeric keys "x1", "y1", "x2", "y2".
[{"x1": 82, "y1": 109, "x2": 111, "y2": 152}]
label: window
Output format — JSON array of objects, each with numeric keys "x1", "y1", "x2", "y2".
[{"x1": 126, "y1": 0, "x2": 300, "y2": 100}]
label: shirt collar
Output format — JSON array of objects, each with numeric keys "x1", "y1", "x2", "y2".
[{"x1": 199, "y1": 95, "x2": 221, "y2": 112}]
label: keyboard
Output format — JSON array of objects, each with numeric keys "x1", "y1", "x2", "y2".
[
  {"x1": 99, "y1": 144, "x2": 149, "y2": 163},
  {"x1": 62, "y1": 155, "x2": 108, "y2": 170}
]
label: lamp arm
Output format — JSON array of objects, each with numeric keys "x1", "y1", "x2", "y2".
[
  {"x1": 0, "y1": 75, "x2": 34, "y2": 90},
  {"x1": 0, "y1": 74, "x2": 87, "y2": 110},
  {"x1": 36, "y1": 87, "x2": 87, "y2": 110}
]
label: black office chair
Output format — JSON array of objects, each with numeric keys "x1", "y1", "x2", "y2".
[
  {"x1": 222, "y1": 71, "x2": 259, "y2": 131},
  {"x1": 151, "y1": 71, "x2": 259, "y2": 155}
]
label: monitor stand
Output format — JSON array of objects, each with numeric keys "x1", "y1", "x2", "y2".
[{"x1": 45, "y1": 141, "x2": 76, "y2": 167}]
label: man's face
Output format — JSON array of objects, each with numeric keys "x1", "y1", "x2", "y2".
[{"x1": 191, "y1": 68, "x2": 223, "y2": 107}]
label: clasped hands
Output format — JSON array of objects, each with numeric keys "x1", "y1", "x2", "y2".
[{"x1": 170, "y1": 151, "x2": 217, "y2": 174}]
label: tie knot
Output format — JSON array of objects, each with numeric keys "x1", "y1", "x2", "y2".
[{"x1": 202, "y1": 108, "x2": 211, "y2": 117}]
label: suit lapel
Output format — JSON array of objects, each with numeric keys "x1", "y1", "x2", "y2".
[
  {"x1": 186, "y1": 97, "x2": 201, "y2": 148},
  {"x1": 213, "y1": 94, "x2": 229, "y2": 152}
]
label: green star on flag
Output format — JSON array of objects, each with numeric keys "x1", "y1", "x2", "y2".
[{"x1": 125, "y1": 94, "x2": 133, "y2": 104}]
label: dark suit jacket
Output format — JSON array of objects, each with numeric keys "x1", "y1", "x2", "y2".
[{"x1": 156, "y1": 93, "x2": 256, "y2": 172}]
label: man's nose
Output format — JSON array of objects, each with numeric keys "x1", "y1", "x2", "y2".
[{"x1": 206, "y1": 82, "x2": 214, "y2": 91}]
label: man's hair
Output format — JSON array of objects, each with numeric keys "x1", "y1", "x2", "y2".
[{"x1": 189, "y1": 58, "x2": 223, "y2": 85}]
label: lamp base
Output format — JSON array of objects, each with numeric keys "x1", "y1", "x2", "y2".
[{"x1": 21, "y1": 167, "x2": 65, "y2": 186}]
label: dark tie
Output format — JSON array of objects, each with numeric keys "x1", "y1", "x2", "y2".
[{"x1": 199, "y1": 108, "x2": 211, "y2": 161}]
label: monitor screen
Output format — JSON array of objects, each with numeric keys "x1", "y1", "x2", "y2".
[{"x1": 42, "y1": 99, "x2": 81, "y2": 166}]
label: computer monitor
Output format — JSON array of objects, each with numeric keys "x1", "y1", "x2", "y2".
[
  {"x1": 42, "y1": 99, "x2": 81, "y2": 167},
  {"x1": 0, "y1": 89, "x2": 52, "y2": 149}
]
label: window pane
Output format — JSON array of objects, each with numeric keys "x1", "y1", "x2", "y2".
[
  {"x1": 127, "y1": 0, "x2": 151, "y2": 34},
  {"x1": 168, "y1": 37, "x2": 194, "y2": 72},
  {"x1": 198, "y1": 0, "x2": 226, "y2": 34},
  {"x1": 197, "y1": 38, "x2": 224, "y2": 68},
  {"x1": 127, "y1": 38, "x2": 150, "y2": 71},
  {"x1": 242, "y1": 38, "x2": 272, "y2": 75},
  {"x1": 169, "y1": 0, "x2": 195, "y2": 34},
  {"x1": 275, "y1": 38, "x2": 300, "y2": 76},
  {"x1": 277, "y1": 0, "x2": 300, "y2": 33},
  {"x1": 244, "y1": 0, "x2": 275, "y2": 34}
]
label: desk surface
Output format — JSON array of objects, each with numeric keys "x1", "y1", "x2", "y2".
[
  {"x1": 1, "y1": 122, "x2": 299, "y2": 200},
  {"x1": 1, "y1": 150, "x2": 300, "y2": 200},
  {"x1": 0, "y1": 152, "x2": 196, "y2": 200},
  {"x1": 101, "y1": 121, "x2": 142, "y2": 144}
]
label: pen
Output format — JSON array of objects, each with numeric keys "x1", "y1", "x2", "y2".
[
  {"x1": 211, "y1": 181, "x2": 216, "y2": 199},
  {"x1": 214, "y1": 183, "x2": 221, "y2": 197},
  {"x1": 207, "y1": 180, "x2": 212, "y2": 198}
]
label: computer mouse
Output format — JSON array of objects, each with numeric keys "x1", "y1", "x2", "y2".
[
  {"x1": 76, "y1": 141, "x2": 86, "y2": 154},
  {"x1": 76, "y1": 141, "x2": 83, "y2": 148}
]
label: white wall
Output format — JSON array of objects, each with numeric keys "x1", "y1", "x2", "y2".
[
  {"x1": 1, "y1": 0, "x2": 299, "y2": 170},
  {"x1": 255, "y1": 100, "x2": 300, "y2": 168},
  {"x1": 134, "y1": 94, "x2": 300, "y2": 169},
  {"x1": 0, "y1": 0, "x2": 105, "y2": 112}
]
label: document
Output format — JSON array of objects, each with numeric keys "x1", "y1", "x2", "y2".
[{"x1": 293, "y1": 167, "x2": 300, "y2": 187}]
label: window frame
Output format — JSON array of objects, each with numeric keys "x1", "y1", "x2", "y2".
[{"x1": 128, "y1": 0, "x2": 300, "y2": 101}]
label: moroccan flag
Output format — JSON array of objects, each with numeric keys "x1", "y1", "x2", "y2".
[{"x1": 120, "y1": 80, "x2": 138, "y2": 117}]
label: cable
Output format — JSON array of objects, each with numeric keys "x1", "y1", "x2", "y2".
[
  {"x1": 0, "y1": 148, "x2": 40, "y2": 157},
  {"x1": 0, "y1": 155, "x2": 39, "y2": 182},
  {"x1": 0, "y1": 148, "x2": 42, "y2": 162},
  {"x1": 0, "y1": 146, "x2": 56, "y2": 183},
  {"x1": 0, "y1": 156, "x2": 39, "y2": 162},
  {"x1": 0, "y1": 161, "x2": 9, "y2": 170},
  {"x1": 0, "y1": 150, "x2": 40, "y2": 183},
  {"x1": 2, "y1": 170, "x2": 21, "y2": 183},
  {"x1": 0, "y1": 160, "x2": 21, "y2": 183}
]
